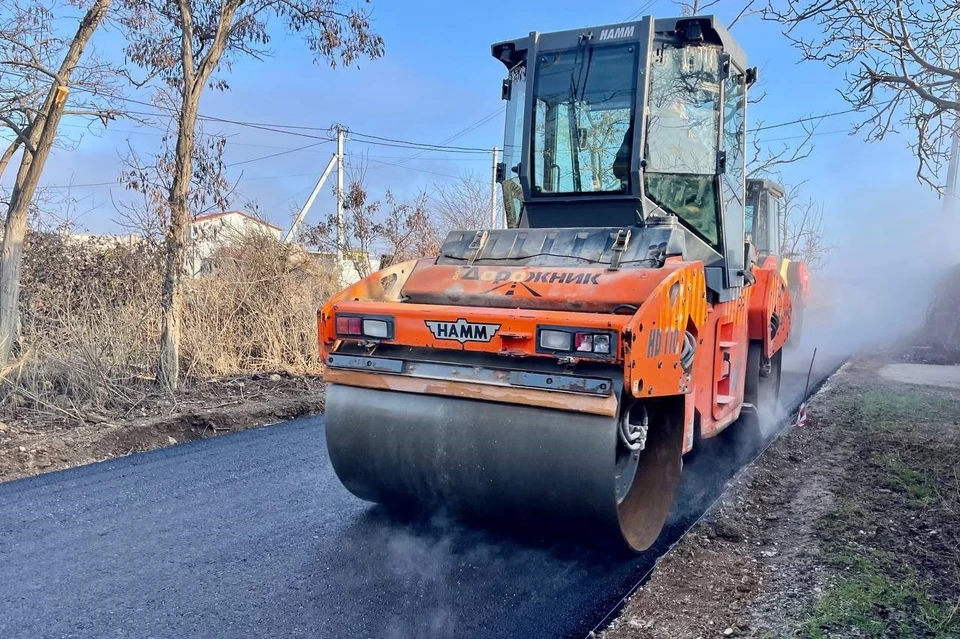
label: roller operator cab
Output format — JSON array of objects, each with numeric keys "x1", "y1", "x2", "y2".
[
  {"x1": 746, "y1": 177, "x2": 810, "y2": 344},
  {"x1": 317, "y1": 15, "x2": 793, "y2": 553}
]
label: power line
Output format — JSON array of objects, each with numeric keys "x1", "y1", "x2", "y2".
[
  {"x1": 0, "y1": 66, "x2": 902, "y2": 153},
  {"x1": 3, "y1": 69, "x2": 496, "y2": 155},
  {"x1": 244, "y1": 171, "x2": 318, "y2": 182},
  {"x1": 54, "y1": 119, "x2": 335, "y2": 151},
  {"x1": 358, "y1": 154, "x2": 490, "y2": 162},
  {"x1": 347, "y1": 131, "x2": 492, "y2": 153},
  {"x1": 756, "y1": 128, "x2": 851, "y2": 144},
  {"x1": 27, "y1": 142, "x2": 332, "y2": 191},
  {"x1": 753, "y1": 100, "x2": 895, "y2": 132},
  {"x1": 433, "y1": 108, "x2": 504, "y2": 146},
  {"x1": 24, "y1": 122, "x2": 863, "y2": 192},
  {"x1": 101, "y1": 93, "x2": 493, "y2": 153},
  {"x1": 226, "y1": 141, "x2": 330, "y2": 167},
  {"x1": 625, "y1": 0, "x2": 659, "y2": 22},
  {"x1": 346, "y1": 153, "x2": 463, "y2": 180},
  {"x1": 31, "y1": 180, "x2": 119, "y2": 191},
  {"x1": 396, "y1": 107, "x2": 505, "y2": 165}
]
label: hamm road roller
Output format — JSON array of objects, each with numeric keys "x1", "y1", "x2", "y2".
[
  {"x1": 317, "y1": 14, "x2": 792, "y2": 553},
  {"x1": 746, "y1": 178, "x2": 811, "y2": 345}
]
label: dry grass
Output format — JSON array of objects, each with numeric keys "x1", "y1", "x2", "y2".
[
  {"x1": 1, "y1": 230, "x2": 336, "y2": 422},
  {"x1": 181, "y1": 234, "x2": 339, "y2": 377}
]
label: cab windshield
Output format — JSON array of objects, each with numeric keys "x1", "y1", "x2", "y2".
[
  {"x1": 644, "y1": 44, "x2": 722, "y2": 248},
  {"x1": 745, "y1": 189, "x2": 768, "y2": 252},
  {"x1": 531, "y1": 43, "x2": 639, "y2": 195},
  {"x1": 746, "y1": 186, "x2": 781, "y2": 256}
]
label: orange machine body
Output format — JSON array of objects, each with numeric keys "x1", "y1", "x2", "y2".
[
  {"x1": 759, "y1": 254, "x2": 810, "y2": 305},
  {"x1": 318, "y1": 254, "x2": 791, "y2": 456}
]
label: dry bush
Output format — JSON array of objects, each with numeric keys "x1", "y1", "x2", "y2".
[
  {"x1": 181, "y1": 233, "x2": 337, "y2": 377},
  {"x1": 1, "y1": 230, "x2": 336, "y2": 419},
  {"x1": 9, "y1": 232, "x2": 164, "y2": 417}
]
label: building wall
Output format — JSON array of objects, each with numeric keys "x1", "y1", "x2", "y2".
[{"x1": 187, "y1": 213, "x2": 282, "y2": 276}]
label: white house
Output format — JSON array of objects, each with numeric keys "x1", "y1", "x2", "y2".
[{"x1": 187, "y1": 210, "x2": 283, "y2": 276}]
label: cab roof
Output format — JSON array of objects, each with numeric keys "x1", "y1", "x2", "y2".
[{"x1": 492, "y1": 14, "x2": 748, "y2": 72}]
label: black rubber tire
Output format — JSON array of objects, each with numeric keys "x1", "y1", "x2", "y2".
[{"x1": 744, "y1": 341, "x2": 782, "y2": 428}]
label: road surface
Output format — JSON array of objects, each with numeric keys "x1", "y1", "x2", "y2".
[{"x1": 0, "y1": 346, "x2": 843, "y2": 639}]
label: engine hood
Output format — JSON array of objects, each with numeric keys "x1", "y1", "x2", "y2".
[{"x1": 400, "y1": 225, "x2": 696, "y2": 312}]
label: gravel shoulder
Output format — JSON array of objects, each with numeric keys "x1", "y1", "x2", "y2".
[{"x1": 599, "y1": 351, "x2": 960, "y2": 638}]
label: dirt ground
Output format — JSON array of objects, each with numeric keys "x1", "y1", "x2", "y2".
[
  {"x1": 0, "y1": 373, "x2": 324, "y2": 483},
  {"x1": 599, "y1": 352, "x2": 960, "y2": 639}
]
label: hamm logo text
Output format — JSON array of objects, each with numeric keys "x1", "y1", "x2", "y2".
[{"x1": 425, "y1": 319, "x2": 501, "y2": 344}]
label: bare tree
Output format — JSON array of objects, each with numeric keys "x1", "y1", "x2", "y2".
[
  {"x1": 116, "y1": 108, "x2": 237, "y2": 241},
  {"x1": 0, "y1": 1, "x2": 120, "y2": 178},
  {"x1": 0, "y1": 0, "x2": 118, "y2": 365},
  {"x1": 780, "y1": 181, "x2": 829, "y2": 270},
  {"x1": 747, "y1": 122, "x2": 818, "y2": 178},
  {"x1": 306, "y1": 175, "x2": 380, "y2": 281},
  {"x1": 26, "y1": 185, "x2": 84, "y2": 234},
  {"x1": 117, "y1": 0, "x2": 384, "y2": 390},
  {"x1": 305, "y1": 162, "x2": 441, "y2": 281},
  {"x1": 430, "y1": 172, "x2": 490, "y2": 237},
  {"x1": 669, "y1": 0, "x2": 830, "y2": 269},
  {"x1": 764, "y1": 0, "x2": 960, "y2": 193},
  {"x1": 377, "y1": 190, "x2": 440, "y2": 265}
]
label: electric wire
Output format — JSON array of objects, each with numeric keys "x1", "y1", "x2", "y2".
[
  {"x1": 2, "y1": 65, "x2": 904, "y2": 195},
  {"x1": 624, "y1": 0, "x2": 659, "y2": 22},
  {"x1": 2, "y1": 65, "x2": 890, "y2": 160}
]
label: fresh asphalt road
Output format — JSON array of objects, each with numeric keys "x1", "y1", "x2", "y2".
[{"x1": 0, "y1": 346, "x2": 842, "y2": 639}]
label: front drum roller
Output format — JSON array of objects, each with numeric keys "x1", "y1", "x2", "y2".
[{"x1": 324, "y1": 384, "x2": 685, "y2": 553}]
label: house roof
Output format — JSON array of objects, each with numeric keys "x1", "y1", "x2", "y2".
[{"x1": 191, "y1": 210, "x2": 283, "y2": 231}]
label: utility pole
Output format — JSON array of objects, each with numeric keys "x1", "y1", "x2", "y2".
[
  {"x1": 284, "y1": 153, "x2": 337, "y2": 243},
  {"x1": 336, "y1": 125, "x2": 346, "y2": 261},
  {"x1": 943, "y1": 125, "x2": 959, "y2": 216},
  {"x1": 490, "y1": 146, "x2": 499, "y2": 228}
]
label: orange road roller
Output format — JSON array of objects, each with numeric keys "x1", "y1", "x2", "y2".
[{"x1": 317, "y1": 14, "x2": 792, "y2": 553}]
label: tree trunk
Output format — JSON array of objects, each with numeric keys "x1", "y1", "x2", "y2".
[
  {"x1": 158, "y1": 94, "x2": 198, "y2": 391},
  {"x1": 0, "y1": 0, "x2": 112, "y2": 365},
  {"x1": 157, "y1": 0, "x2": 240, "y2": 390}
]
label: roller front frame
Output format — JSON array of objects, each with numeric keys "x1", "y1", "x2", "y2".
[{"x1": 316, "y1": 262, "x2": 749, "y2": 553}]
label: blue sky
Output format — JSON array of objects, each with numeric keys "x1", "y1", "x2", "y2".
[{"x1": 4, "y1": 0, "x2": 950, "y2": 269}]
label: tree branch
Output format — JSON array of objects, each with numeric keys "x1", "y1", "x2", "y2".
[
  {"x1": 0, "y1": 139, "x2": 23, "y2": 179},
  {"x1": 193, "y1": 0, "x2": 245, "y2": 93},
  {"x1": 728, "y1": 0, "x2": 759, "y2": 30},
  {"x1": 0, "y1": 116, "x2": 36, "y2": 154},
  {"x1": 861, "y1": 64, "x2": 960, "y2": 112},
  {"x1": 177, "y1": 0, "x2": 197, "y2": 93},
  {"x1": 0, "y1": 59, "x2": 59, "y2": 80}
]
